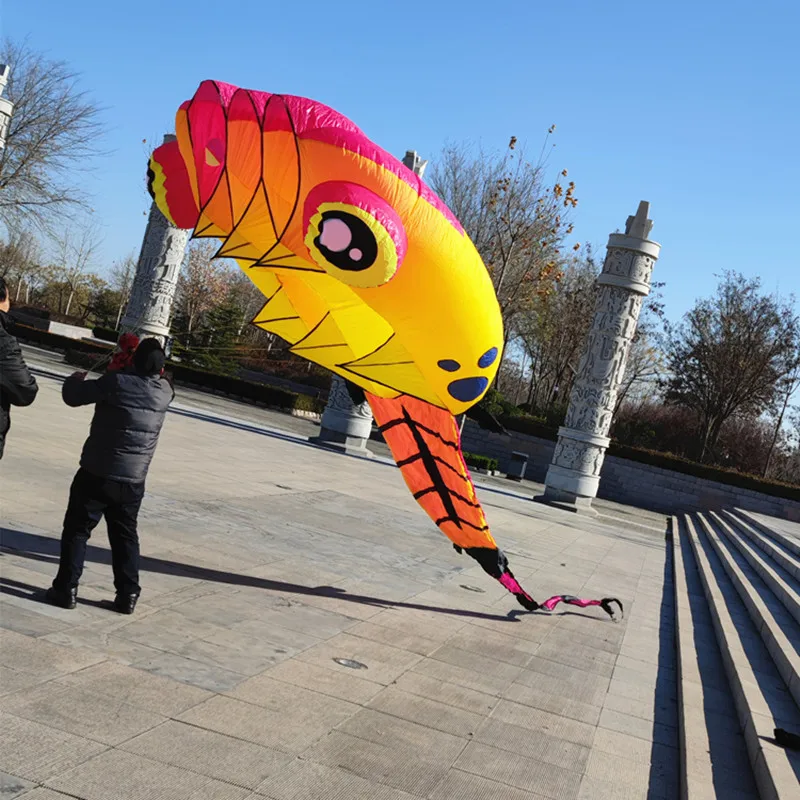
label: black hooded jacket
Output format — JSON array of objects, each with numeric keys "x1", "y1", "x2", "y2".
[
  {"x1": 63, "y1": 369, "x2": 174, "y2": 483},
  {"x1": 0, "y1": 311, "x2": 39, "y2": 458}
]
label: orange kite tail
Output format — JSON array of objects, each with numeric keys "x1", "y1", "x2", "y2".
[{"x1": 366, "y1": 392, "x2": 538, "y2": 611}]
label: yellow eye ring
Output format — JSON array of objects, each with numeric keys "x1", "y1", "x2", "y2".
[{"x1": 303, "y1": 183, "x2": 407, "y2": 289}]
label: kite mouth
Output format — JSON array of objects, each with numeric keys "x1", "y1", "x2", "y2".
[{"x1": 447, "y1": 376, "x2": 489, "y2": 403}]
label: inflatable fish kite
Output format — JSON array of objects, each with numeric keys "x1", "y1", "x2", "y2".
[{"x1": 148, "y1": 80, "x2": 622, "y2": 620}]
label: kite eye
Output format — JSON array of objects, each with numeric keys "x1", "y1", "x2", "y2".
[{"x1": 304, "y1": 182, "x2": 407, "y2": 288}]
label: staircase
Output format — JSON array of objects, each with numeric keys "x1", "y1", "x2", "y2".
[{"x1": 673, "y1": 509, "x2": 800, "y2": 798}]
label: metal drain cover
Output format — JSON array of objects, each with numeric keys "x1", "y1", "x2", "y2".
[
  {"x1": 460, "y1": 584, "x2": 485, "y2": 593},
  {"x1": 333, "y1": 658, "x2": 368, "y2": 670}
]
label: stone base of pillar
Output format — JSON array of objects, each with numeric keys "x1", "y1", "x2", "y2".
[
  {"x1": 533, "y1": 487, "x2": 598, "y2": 516},
  {"x1": 307, "y1": 376, "x2": 374, "y2": 458},
  {"x1": 308, "y1": 427, "x2": 374, "y2": 458}
]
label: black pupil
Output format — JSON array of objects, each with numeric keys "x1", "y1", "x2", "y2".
[{"x1": 314, "y1": 211, "x2": 378, "y2": 272}]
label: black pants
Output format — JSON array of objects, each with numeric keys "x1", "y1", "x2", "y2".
[{"x1": 53, "y1": 468, "x2": 145, "y2": 596}]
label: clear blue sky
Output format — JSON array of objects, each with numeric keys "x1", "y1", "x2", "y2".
[{"x1": 3, "y1": 0, "x2": 798, "y2": 322}]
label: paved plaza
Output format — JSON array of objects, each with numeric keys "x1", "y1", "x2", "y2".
[{"x1": 1, "y1": 366, "x2": 676, "y2": 800}]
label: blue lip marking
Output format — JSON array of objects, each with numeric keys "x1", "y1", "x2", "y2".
[
  {"x1": 438, "y1": 359, "x2": 461, "y2": 372},
  {"x1": 478, "y1": 347, "x2": 498, "y2": 369},
  {"x1": 448, "y1": 376, "x2": 489, "y2": 402}
]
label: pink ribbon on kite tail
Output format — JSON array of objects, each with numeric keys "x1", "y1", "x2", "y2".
[
  {"x1": 454, "y1": 544, "x2": 624, "y2": 621},
  {"x1": 500, "y1": 566, "x2": 623, "y2": 621}
]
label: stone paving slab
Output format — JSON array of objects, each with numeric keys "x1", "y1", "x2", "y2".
[
  {"x1": 119, "y1": 720, "x2": 291, "y2": 790},
  {"x1": 0, "y1": 372, "x2": 677, "y2": 799},
  {"x1": 0, "y1": 771, "x2": 36, "y2": 799}
]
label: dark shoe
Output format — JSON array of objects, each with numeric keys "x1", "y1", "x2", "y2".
[
  {"x1": 46, "y1": 586, "x2": 77, "y2": 610},
  {"x1": 113, "y1": 593, "x2": 139, "y2": 614}
]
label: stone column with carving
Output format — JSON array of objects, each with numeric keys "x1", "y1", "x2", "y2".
[
  {"x1": 538, "y1": 201, "x2": 661, "y2": 513},
  {"x1": 0, "y1": 65, "x2": 13, "y2": 151},
  {"x1": 121, "y1": 134, "x2": 191, "y2": 345},
  {"x1": 310, "y1": 151, "x2": 428, "y2": 457}
]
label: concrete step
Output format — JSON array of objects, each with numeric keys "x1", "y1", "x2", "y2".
[
  {"x1": 712, "y1": 511, "x2": 800, "y2": 629},
  {"x1": 672, "y1": 516, "x2": 760, "y2": 798},
  {"x1": 735, "y1": 509, "x2": 800, "y2": 561},
  {"x1": 696, "y1": 512, "x2": 800, "y2": 710},
  {"x1": 723, "y1": 510, "x2": 800, "y2": 584},
  {"x1": 682, "y1": 513, "x2": 800, "y2": 799}
]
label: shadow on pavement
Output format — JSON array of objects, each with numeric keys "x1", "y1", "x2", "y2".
[
  {"x1": 647, "y1": 530, "x2": 680, "y2": 798},
  {"x1": 0, "y1": 575, "x2": 114, "y2": 611},
  {"x1": 1, "y1": 527, "x2": 527, "y2": 624}
]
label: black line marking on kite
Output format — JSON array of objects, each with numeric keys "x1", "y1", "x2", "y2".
[
  {"x1": 377, "y1": 418, "x2": 405, "y2": 434},
  {"x1": 363, "y1": 387, "x2": 448, "y2": 415},
  {"x1": 293, "y1": 343, "x2": 349, "y2": 353},
  {"x1": 401, "y1": 406, "x2": 462, "y2": 529},
  {"x1": 194, "y1": 220, "x2": 217, "y2": 237},
  {"x1": 258, "y1": 316, "x2": 301, "y2": 326},
  {"x1": 345, "y1": 371, "x2": 431, "y2": 405},
  {"x1": 282, "y1": 94, "x2": 303, "y2": 245},
  {"x1": 260, "y1": 95, "x2": 280, "y2": 240},
  {"x1": 378, "y1": 414, "x2": 458, "y2": 452},
  {"x1": 256, "y1": 253, "x2": 323, "y2": 269},
  {"x1": 250, "y1": 287, "x2": 285, "y2": 327},
  {"x1": 259, "y1": 95, "x2": 302, "y2": 261},
  {"x1": 430, "y1": 455, "x2": 463, "y2": 477},
  {"x1": 254, "y1": 254, "x2": 325, "y2": 272},
  {"x1": 193, "y1": 81, "x2": 227, "y2": 226},
  {"x1": 289, "y1": 312, "x2": 330, "y2": 350},
  {"x1": 413, "y1": 423, "x2": 459, "y2": 451},
  {"x1": 223, "y1": 89, "x2": 261, "y2": 229},
  {"x1": 396, "y1": 453, "x2": 423, "y2": 468},
  {"x1": 215, "y1": 181, "x2": 268, "y2": 260},
  {"x1": 435, "y1": 515, "x2": 489, "y2": 532},
  {"x1": 414, "y1": 485, "x2": 481, "y2": 509},
  {"x1": 341, "y1": 335, "x2": 395, "y2": 368},
  {"x1": 252, "y1": 263, "x2": 323, "y2": 273},
  {"x1": 351, "y1": 361, "x2": 415, "y2": 369},
  {"x1": 219, "y1": 89, "x2": 237, "y2": 234},
  {"x1": 216, "y1": 241, "x2": 254, "y2": 256}
]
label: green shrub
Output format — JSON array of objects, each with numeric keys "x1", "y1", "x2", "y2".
[
  {"x1": 13, "y1": 323, "x2": 112, "y2": 356},
  {"x1": 166, "y1": 361, "x2": 325, "y2": 413},
  {"x1": 64, "y1": 349, "x2": 112, "y2": 371},
  {"x1": 606, "y1": 443, "x2": 800, "y2": 501},
  {"x1": 478, "y1": 388, "x2": 525, "y2": 419},
  {"x1": 463, "y1": 452, "x2": 500, "y2": 472},
  {"x1": 499, "y1": 413, "x2": 558, "y2": 440},
  {"x1": 92, "y1": 326, "x2": 119, "y2": 342}
]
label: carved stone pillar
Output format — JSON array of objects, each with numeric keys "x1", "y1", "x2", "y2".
[
  {"x1": 538, "y1": 201, "x2": 661, "y2": 513},
  {"x1": 310, "y1": 376, "x2": 375, "y2": 456},
  {"x1": 0, "y1": 66, "x2": 13, "y2": 150},
  {"x1": 121, "y1": 134, "x2": 191, "y2": 344},
  {"x1": 310, "y1": 151, "x2": 427, "y2": 457}
]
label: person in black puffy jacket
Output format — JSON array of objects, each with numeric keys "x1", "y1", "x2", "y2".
[
  {"x1": 0, "y1": 277, "x2": 39, "y2": 459},
  {"x1": 47, "y1": 338, "x2": 174, "y2": 614}
]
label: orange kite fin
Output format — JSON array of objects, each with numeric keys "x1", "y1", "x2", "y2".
[{"x1": 366, "y1": 392, "x2": 538, "y2": 611}]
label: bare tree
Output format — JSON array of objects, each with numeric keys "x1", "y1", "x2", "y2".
[
  {"x1": 763, "y1": 356, "x2": 800, "y2": 477},
  {"x1": 0, "y1": 227, "x2": 41, "y2": 301},
  {"x1": 0, "y1": 39, "x2": 104, "y2": 232},
  {"x1": 613, "y1": 281, "x2": 667, "y2": 413},
  {"x1": 428, "y1": 131, "x2": 577, "y2": 346},
  {"x1": 663, "y1": 272, "x2": 799, "y2": 462},
  {"x1": 52, "y1": 219, "x2": 101, "y2": 316},
  {"x1": 224, "y1": 269, "x2": 265, "y2": 336},
  {"x1": 109, "y1": 253, "x2": 135, "y2": 329},
  {"x1": 517, "y1": 251, "x2": 598, "y2": 413},
  {"x1": 176, "y1": 241, "x2": 233, "y2": 333}
]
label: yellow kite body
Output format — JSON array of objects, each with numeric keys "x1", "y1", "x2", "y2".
[{"x1": 149, "y1": 80, "x2": 503, "y2": 415}]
